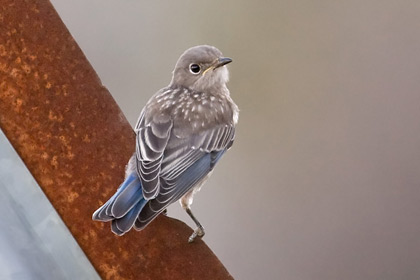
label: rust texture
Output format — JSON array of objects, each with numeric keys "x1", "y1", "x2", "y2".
[{"x1": 0, "y1": 1, "x2": 233, "y2": 279}]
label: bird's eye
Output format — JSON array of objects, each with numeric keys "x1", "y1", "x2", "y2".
[{"x1": 189, "y1": 63, "x2": 201, "y2": 74}]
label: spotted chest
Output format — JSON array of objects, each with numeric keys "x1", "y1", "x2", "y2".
[{"x1": 148, "y1": 87, "x2": 237, "y2": 135}]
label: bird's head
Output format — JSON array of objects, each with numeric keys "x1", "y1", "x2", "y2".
[{"x1": 170, "y1": 45, "x2": 232, "y2": 92}]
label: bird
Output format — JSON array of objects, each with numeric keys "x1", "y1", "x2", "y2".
[{"x1": 92, "y1": 45, "x2": 239, "y2": 243}]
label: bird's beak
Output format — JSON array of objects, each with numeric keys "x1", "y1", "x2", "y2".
[
  {"x1": 214, "y1": 57, "x2": 233, "y2": 69},
  {"x1": 202, "y1": 57, "x2": 233, "y2": 76}
]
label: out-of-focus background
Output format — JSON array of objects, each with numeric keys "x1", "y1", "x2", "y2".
[{"x1": 50, "y1": 1, "x2": 420, "y2": 279}]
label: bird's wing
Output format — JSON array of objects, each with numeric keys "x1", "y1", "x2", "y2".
[
  {"x1": 135, "y1": 110, "x2": 173, "y2": 200},
  {"x1": 135, "y1": 123, "x2": 235, "y2": 229},
  {"x1": 160, "y1": 123, "x2": 235, "y2": 180}
]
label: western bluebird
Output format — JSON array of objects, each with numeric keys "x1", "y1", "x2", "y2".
[{"x1": 93, "y1": 45, "x2": 239, "y2": 242}]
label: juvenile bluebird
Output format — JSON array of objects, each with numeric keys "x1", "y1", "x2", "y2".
[{"x1": 92, "y1": 45, "x2": 239, "y2": 242}]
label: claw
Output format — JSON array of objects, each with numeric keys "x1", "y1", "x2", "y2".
[{"x1": 188, "y1": 226, "x2": 205, "y2": 243}]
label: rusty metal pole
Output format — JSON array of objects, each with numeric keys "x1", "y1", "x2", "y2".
[{"x1": 0, "y1": 1, "x2": 233, "y2": 279}]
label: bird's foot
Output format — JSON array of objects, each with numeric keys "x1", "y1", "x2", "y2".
[
  {"x1": 162, "y1": 209, "x2": 168, "y2": 216},
  {"x1": 188, "y1": 226, "x2": 205, "y2": 243}
]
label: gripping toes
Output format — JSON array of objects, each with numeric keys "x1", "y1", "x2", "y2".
[{"x1": 188, "y1": 226, "x2": 205, "y2": 243}]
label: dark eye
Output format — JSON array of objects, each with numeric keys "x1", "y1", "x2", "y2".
[{"x1": 189, "y1": 63, "x2": 201, "y2": 74}]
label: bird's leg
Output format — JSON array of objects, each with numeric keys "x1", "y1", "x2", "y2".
[
  {"x1": 181, "y1": 188, "x2": 205, "y2": 242},
  {"x1": 186, "y1": 207, "x2": 205, "y2": 243}
]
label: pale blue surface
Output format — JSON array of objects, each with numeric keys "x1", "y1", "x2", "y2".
[{"x1": 0, "y1": 129, "x2": 99, "y2": 280}]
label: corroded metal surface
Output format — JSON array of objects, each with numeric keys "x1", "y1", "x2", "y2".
[{"x1": 0, "y1": 1, "x2": 233, "y2": 279}]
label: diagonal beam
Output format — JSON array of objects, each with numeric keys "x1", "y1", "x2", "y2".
[{"x1": 0, "y1": 1, "x2": 233, "y2": 279}]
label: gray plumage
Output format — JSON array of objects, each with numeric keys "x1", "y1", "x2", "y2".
[{"x1": 93, "y1": 45, "x2": 239, "y2": 242}]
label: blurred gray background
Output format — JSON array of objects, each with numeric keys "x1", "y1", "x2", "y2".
[{"x1": 50, "y1": 1, "x2": 420, "y2": 279}]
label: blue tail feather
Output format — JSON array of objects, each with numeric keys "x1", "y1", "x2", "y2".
[
  {"x1": 112, "y1": 198, "x2": 148, "y2": 235},
  {"x1": 111, "y1": 175, "x2": 143, "y2": 218},
  {"x1": 92, "y1": 172, "x2": 147, "y2": 235}
]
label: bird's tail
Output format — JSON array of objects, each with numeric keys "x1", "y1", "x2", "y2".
[{"x1": 92, "y1": 173, "x2": 147, "y2": 236}]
